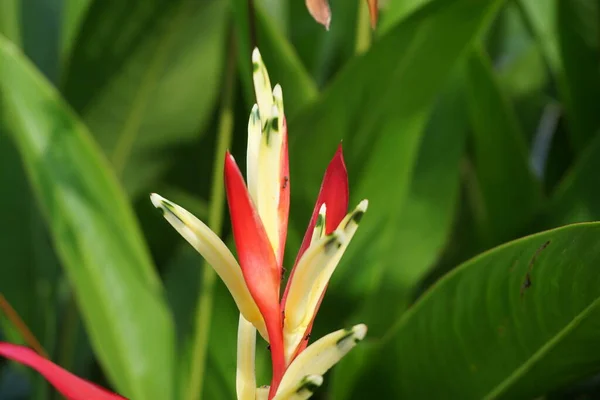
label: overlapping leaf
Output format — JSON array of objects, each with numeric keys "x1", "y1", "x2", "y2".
[
  {"x1": 350, "y1": 222, "x2": 600, "y2": 398},
  {"x1": 0, "y1": 36, "x2": 175, "y2": 400}
]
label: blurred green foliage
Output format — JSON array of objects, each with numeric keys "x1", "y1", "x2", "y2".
[{"x1": 1, "y1": 0, "x2": 600, "y2": 399}]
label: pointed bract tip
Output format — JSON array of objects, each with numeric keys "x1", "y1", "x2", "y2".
[
  {"x1": 353, "y1": 324, "x2": 368, "y2": 341},
  {"x1": 357, "y1": 199, "x2": 369, "y2": 212},
  {"x1": 252, "y1": 48, "x2": 262, "y2": 63},
  {"x1": 318, "y1": 203, "x2": 327, "y2": 215},
  {"x1": 150, "y1": 193, "x2": 164, "y2": 208},
  {"x1": 273, "y1": 84, "x2": 282, "y2": 100},
  {"x1": 299, "y1": 374, "x2": 324, "y2": 393}
]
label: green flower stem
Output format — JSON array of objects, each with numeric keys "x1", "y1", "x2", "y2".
[{"x1": 185, "y1": 32, "x2": 237, "y2": 400}]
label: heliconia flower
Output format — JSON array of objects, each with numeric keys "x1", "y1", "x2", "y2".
[
  {"x1": 0, "y1": 343, "x2": 125, "y2": 399},
  {"x1": 306, "y1": 0, "x2": 378, "y2": 30},
  {"x1": 0, "y1": 48, "x2": 367, "y2": 400},
  {"x1": 152, "y1": 48, "x2": 368, "y2": 399}
]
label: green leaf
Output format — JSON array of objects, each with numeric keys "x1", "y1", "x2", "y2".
[
  {"x1": 60, "y1": 0, "x2": 91, "y2": 60},
  {"x1": 557, "y1": 0, "x2": 600, "y2": 151},
  {"x1": 289, "y1": 0, "x2": 503, "y2": 329},
  {"x1": 352, "y1": 70, "x2": 469, "y2": 336},
  {"x1": 465, "y1": 48, "x2": 542, "y2": 245},
  {"x1": 62, "y1": 0, "x2": 228, "y2": 198},
  {"x1": 0, "y1": 36, "x2": 175, "y2": 399},
  {"x1": 517, "y1": 0, "x2": 561, "y2": 73},
  {"x1": 550, "y1": 132, "x2": 600, "y2": 226},
  {"x1": 327, "y1": 71, "x2": 469, "y2": 400},
  {"x1": 379, "y1": 0, "x2": 432, "y2": 34},
  {"x1": 353, "y1": 222, "x2": 600, "y2": 398}
]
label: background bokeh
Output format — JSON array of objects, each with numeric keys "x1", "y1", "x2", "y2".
[{"x1": 1, "y1": 0, "x2": 600, "y2": 398}]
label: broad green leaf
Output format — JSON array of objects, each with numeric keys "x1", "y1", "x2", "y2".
[
  {"x1": 550, "y1": 132, "x2": 600, "y2": 226},
  {"x1": 62, "y1": 0, "x2": 228, "y2": 198},
  {"x1": 351, "y1": 222, "x2": 600, "y2": 398},
  {"x1": 0, "y1": 36, "x2": 175, "y2": 399},
  {"x1": 231, "y1": 0, "x2": 317, "y2": 116},
  {"x1": 465, "y1": 48, "x2": 542, "y2": 245},
  {"x1": 327, "y1": 71, "x2": 469, "y2": 400},
  {"x1": 289, "y1": 0, "x2": 503, "y2": 330},
  {"x1": 557, "y1": 0, "x2": 600, "y2": 151},
  {"x1": 352, "y1": 71, "x2": 468, "y2": 336}
]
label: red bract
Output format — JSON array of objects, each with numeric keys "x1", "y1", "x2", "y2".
[
  {"x1": 0, "y1": 343, "x2": 125, "y2": 400},
  {"x1": 224, "y1": 152, "x2": 286, "y2": 389},
  {"x1": 293, "y1": 144, "x2": 349, "y2": 266},
  {"x1": 282, "y1": 144, "x2": 349, "y2": 359}
]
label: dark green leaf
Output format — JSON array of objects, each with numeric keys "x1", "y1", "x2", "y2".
[
  {"x1": 557, "y1": 0, "x2": 600, "y2": 151},
  {"x1": 465, "y1": 48, "x2": 542, "y2": 245}
]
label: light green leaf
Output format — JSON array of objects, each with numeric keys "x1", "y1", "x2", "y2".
[
  {"x1": 62, "y1": 0, "x2": 228, "y2": 198},
  {"x1": 0, "y1": 36, "x2": 175, "y2": 400},
  {"x1": 517, "y1": 0, "x2": 561, "y2": 73},
  {"x1": 352, "y1": 222, "x2": 600, "y2": 398}
]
